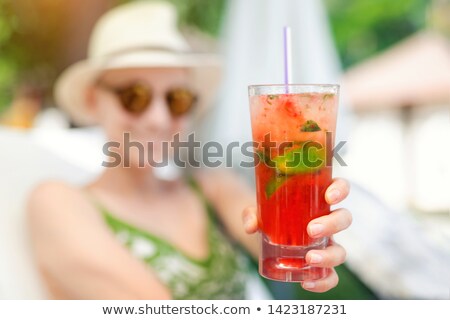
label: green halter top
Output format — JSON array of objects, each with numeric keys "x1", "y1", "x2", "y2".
[{"x1": 99, "y1": 179, "x2": 250, "y2": 299}]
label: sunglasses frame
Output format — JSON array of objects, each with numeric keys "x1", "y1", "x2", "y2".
[{"x1": 95, "y1": 80, "x2": 198, "y2": 117}]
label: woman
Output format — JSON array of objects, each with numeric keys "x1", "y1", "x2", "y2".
[{"x1": 27, "y1": 1, "x2": 352, "y2": 299}]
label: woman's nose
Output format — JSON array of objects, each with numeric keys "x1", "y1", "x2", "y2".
[{"x1": 139, "y1": 94, "x2": 172, "y2": 130}]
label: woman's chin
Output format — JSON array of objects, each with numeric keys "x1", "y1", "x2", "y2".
[{"x1": 123, "y1": 154, "x2": 167, "y2": 169}]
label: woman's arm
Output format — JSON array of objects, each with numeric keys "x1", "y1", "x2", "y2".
[
  {"x1": 195, "y1": 169, "x2": 259, "y2": 258},
  {"x1": 27, "y1": 181, "x2": 171, "y2": 299}
]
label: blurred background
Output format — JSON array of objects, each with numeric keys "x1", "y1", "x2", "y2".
[{"x1": 0, "y1": 0, "x2": 449, "y2": 299}]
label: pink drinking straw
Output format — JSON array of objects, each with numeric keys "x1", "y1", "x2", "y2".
[{"x1": 283, "y1": 26, "x2": 292, "y2": 91}]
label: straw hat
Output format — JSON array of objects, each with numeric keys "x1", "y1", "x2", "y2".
[{"x1": 54, "y1": 1, "x2": 221, "y2": 126}]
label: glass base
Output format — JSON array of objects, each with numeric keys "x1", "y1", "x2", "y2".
[{"x1": 259, "y1": 235, "x2": 329, "y2": 282}]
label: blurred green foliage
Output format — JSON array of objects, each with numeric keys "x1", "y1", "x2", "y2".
[
  {"x1": 325, "y1": 0, "x2": 428, "y2": 68},
  {"x1": 0, "y1": 0, "x2": 429, "y2": 114},
  {"x1": 0, "y1": 1, "x2": 17, "y2": 112},
  {"x1": 116, "y1": 0, "x2": 226, "y2": 36},
  {"x1": 0, "y1": 0, "x2": 66, "y2": 114},
  {"x1": 0, "y1": 0, "x2": 226, "y2": 114},
  {"x1": 161, "y1": 0, "x2": 226, "y2": 37}
]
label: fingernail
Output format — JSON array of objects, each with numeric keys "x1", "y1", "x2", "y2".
[
  {"x1": 309, "y1": 224, "x2": 324, "y2": 237},
  {"x1": 328, "y1": 189, "x2": 341, "y2": 202},
  {"x1": 309, "y1": 253, "x2": 323, "y2": 264},
  {"x1": 303, "y1": 281, "x2": 315, "y2": 289}
]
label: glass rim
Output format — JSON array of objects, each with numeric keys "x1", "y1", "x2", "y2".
[{"x1": 248, "y1": 83, "x2": 339, "y2": 89}]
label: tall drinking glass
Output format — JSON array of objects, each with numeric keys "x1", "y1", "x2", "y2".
[{"x1": 248, "y1": 84, "x2": 339, "y2": 282}]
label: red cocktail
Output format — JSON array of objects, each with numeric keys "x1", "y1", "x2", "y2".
[{"x1": 248, "y1": 85, "x2": 338, "y2": 282}]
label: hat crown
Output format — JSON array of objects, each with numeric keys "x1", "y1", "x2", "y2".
[{"x1": 88, "y1": 1, "x2": 189, "y2": 58}]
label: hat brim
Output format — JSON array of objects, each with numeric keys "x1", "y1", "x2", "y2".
[{"x1": 54, "y1": 51, "x2": 222, "y2": 126}]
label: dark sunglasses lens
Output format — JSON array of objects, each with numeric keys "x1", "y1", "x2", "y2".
[
  {"x1": 166, "y1": 88, "x2": 197, "y2": 117},
  {"x1": 117, "y1": 84, "x2": 151, "y2": 114}
]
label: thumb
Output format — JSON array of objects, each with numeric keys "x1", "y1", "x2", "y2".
[{"x1": 242, "y1": 206, "x2": 259, "y2": 234}]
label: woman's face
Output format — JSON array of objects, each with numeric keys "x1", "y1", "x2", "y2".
[{"x1": 90, "y1": 67, "x2": 192, "y2": 168}]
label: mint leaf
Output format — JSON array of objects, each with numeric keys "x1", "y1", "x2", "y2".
[
  {"x1": 265, "y1": 174, "x2": 288, "y2": 198},
  {"x1": 255, "y1": 149, "x2": 276, "y2": 167},
  {"x1": 266, "y1": 94, "x2": 278, "y2": 105},
  {"x1": 273, "y1": 142, "x2": 325, "y2": 175},
  {"x1": 301, "y1": 120, "x2": 321, "y2": 132},
  {"x1": 323, "y1": 93, "x2": 334, "y2": 101}
]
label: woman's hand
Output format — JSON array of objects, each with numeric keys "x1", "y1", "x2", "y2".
[{"x1": 242, "y1": 178, "x2": 352, "y2": 293}]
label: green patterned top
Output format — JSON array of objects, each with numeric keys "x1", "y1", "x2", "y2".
[{"x1": 99, "y1": 182, "x2": 249, "y2": 299}]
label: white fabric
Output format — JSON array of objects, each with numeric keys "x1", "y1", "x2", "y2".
[
  {"x1": 335, "y1": 181, "x2": 450, "y2": 299},
  {"x1": 0, "y1": 128, "x2": 95, "y2": 299},
  {"x1": 334, "y1": 107, "x2": 450, "y2": 299}
]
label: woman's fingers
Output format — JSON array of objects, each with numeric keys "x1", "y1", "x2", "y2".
[
  {"x1": 244, "y1": 207, "x2": 353, "y2": 238},
  {"x1": 306, "y1": 242, "x2": 346, "y2": 268},
  {"x1": 242, "y1": 206, "x2": 258, "y2": 234},
  {"x1": 325, "y1": 178, "x2": 350, "y2": 205},
  {"x1": 301, "y1": 268, "x2": 339, "y2": 293},
  {"x1": 307, "y1": 208, "x2": 352, "y2": 238}
]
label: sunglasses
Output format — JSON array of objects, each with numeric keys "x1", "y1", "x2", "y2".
[{"x1": 97, "y1": 82, "x2": 198, "y2": 117}]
